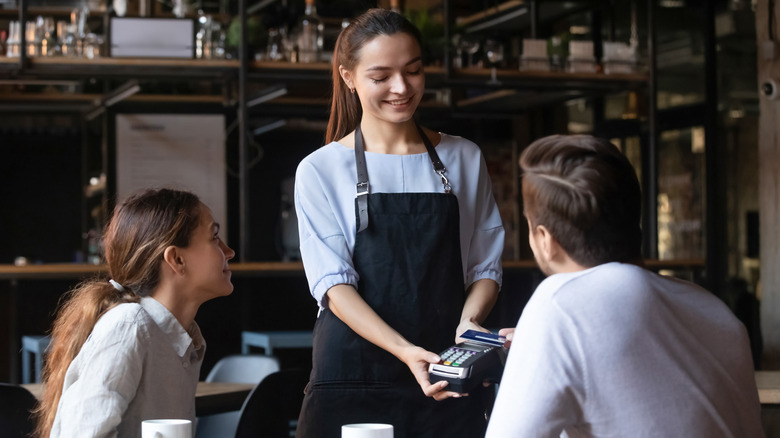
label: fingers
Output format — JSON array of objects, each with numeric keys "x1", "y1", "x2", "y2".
[
  {"x1": 433, "y1": 390, "x2": 469, "y2": 401},
  {"x1": 423, "y1": 380, "x2": 469, "y2": 401},
  {"x1": 498, "y1": 327, "x2": 514, "y2": 348},
  {"x1": 498, "y1": 327, "x2": 514, "y2": 338},
  {"x1": 422, "y1": 379, "x2": 448, "y2": 397}
]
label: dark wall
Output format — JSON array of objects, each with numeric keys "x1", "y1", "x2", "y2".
[{"x1": 0, "y1": 127, "x2": 83, "y2": 264}]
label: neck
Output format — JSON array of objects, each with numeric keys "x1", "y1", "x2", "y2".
[
  {"x1": 149, "y1": 285, "x2": 200, "y2": 330},
  {"x1": 359, "y1": 118, "x2": 425, "y2": 155}
]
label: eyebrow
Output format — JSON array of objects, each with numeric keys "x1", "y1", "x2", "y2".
[{"x1": 365, "y1": 56, "x2": 423, "y2": 72}]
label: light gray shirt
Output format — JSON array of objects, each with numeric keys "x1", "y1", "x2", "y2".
[
  {"x1": 487, "y1": 263, "x2": 763, "y2": 438},
  {"x1": 51, "y1": 296, "x2": 205, "y2": 438}
]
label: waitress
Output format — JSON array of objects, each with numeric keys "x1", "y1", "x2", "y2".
[{"x1": 294, "y1": 8, "x2": 504, "y2": 438}]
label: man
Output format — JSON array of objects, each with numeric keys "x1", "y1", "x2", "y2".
[{"x1": 486, "y1": 135, "x2": 763, "y2": 437}]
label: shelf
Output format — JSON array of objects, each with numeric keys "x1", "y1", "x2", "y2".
[
  {"x1": 0, "y1": 259, "x2": 704, "y2": 281},
  {"x1": 456, "y1": 0, "x2": 592, "y2": 34},
  {"x1": 0, "y1": 6, "x2": 108, "y2": 16},
  {"x1": 0, "y1": 57, "x2": 239, "y2": 79},
  {"x1": 448, "y1": 67, "x2": 647, "y2": 91},
  {"x1": 0, "y1": 57, "x2": 644, "y2": 89}
]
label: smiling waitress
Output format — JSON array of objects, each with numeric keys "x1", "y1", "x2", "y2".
[{"x1": 293, "y1": 9, "x2": 504, "y2": 438}]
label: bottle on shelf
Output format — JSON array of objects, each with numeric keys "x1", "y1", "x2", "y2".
[
  {"x1": 390, "y1": 0, "x2": 402, "y2": 14},
  {"x1": 40, "y1": 17, "x2": 57, "y2": 57},
  {"x1": 6, "y1": 21, "x2": 20, "y2": 58},
  {"x1": 296, "y1": 0, "x2": 321, "y2": 63},
  {"x1": 25, "y1": 20, "x2": 41, "y2": 57},
  {"x1": 0, "y1": 30, "x2": 6, "y2": 57},
  {"x1": 59, "y1": 23, "x2": 78, "y2": 57}
]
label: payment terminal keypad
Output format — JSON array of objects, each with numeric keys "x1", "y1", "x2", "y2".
[{"x1": 440, "y1": 344, "x2": 491, "y2": 368}]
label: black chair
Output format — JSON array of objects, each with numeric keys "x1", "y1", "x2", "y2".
[
  {"x1": 234, "y1": 368, "x2": 309, "y2": 438},
  {"x1": 0, "y1": 383, "x2": 39, "y2": 438}
]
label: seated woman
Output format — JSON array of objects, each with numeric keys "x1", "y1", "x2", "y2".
[{"x1": 33, "y1": 188, "x2": 235, "y2": 437}]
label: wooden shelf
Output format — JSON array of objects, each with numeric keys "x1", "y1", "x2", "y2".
[
  {"x1": 0, "y1": 57, "x2": 239, "y2": 79},
  {"x1": 0, "y1": 259, "x2": 704, "y2": 281},
  {"x1": 455, "y1": 0, "x2": 590, "y2": 34},
  {"x1": 0, "y1": 93, "x2": 227, "y2": 104}
]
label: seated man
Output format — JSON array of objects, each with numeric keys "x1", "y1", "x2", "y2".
[{"x1": 486, "y1": 135, "x2": 763, "y2": 437}]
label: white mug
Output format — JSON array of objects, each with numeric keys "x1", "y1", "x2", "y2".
[
  {"x1": 341, "y1": 423, "x2": 394, "y2": 438},
  {"x1": 141, "y1": 419, "x2": 192, "y2": 438}
]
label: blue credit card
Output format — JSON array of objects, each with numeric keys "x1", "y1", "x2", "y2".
[{"x1": 460, "y1": 329, "x2": 506, "y2": 347}]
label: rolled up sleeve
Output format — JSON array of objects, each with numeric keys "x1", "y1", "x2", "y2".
[
  {"x1": 464, "y1": 152, "x2": 505, "y2": 289},
  {"x1": 295, "y1": 159, "x2": 359, "y2": 309}
]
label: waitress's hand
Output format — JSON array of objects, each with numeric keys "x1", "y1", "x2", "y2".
[
  {"x1": 399, "y1": 345, "x2": 467, "y2": 401},
  {"x1": 455, "y1": 319, "x2": 491, "y2": 344}
]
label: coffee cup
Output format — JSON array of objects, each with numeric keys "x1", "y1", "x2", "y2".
[
  {"x1": 141, "y1": 419, "x2": 192, "y2": 438},
  {"x1": 341, "y1": 423, "x2": 394, "y2": 438}
]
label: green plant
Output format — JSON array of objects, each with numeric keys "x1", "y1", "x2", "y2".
[{"x1": 405, "y1": 7, "x2": 445, "y2": 65}]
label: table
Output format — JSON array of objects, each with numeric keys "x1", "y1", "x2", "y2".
[
  {"x1": 22, "y1": 381, "x2": 255, "y2": 416},
  {"x1": 755, "y1": 371, "x2": 780, "y2": 405}
]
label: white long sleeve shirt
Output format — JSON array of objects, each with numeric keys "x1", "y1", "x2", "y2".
[
  {"x1": 487, "y1": 263, "x2": 763, "y2": 438},
  {"x1": 51, "y1": 296, "x2": 205, "y2": 438}
]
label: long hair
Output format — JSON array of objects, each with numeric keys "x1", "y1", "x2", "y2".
[
  {"x1": 325, "y1": 8, "x2": 423, "y2": 144},
  {"x1": 519, "y1": 135, "x2": 643, "y2": 267},
  {"x1": 33, "y1": 188, "x2": 202, "y2": 438}
]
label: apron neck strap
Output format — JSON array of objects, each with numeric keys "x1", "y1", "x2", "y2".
[{"x1": 354, "y1": 122, "x2": 452, "y2": 233}]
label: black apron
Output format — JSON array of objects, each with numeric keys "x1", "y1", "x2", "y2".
[{"x1": 296, "y1": 124, "x2": 488, "y2": 438}]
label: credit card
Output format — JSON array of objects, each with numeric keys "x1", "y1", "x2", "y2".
[{"x1": 460, "y1": 329, "x2": 506, "y2": 347}]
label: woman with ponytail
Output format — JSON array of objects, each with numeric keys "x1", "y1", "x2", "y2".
[
  {"x1": 294, "y1": 8, "x2": 504, "y2": 437},
  {"x1": 34, "y1": 188, "x2": 235, "y2": 437}
]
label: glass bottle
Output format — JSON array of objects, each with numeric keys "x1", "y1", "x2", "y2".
[
  {"x1": 6, "y1": 21, "x2": 20, "y2": 57},
  {"x1": 0, "y1": 30, "x2": 6, "y2": 57},
  {"x1": 55, "y1": 21, "x2": 67, "y2": 56},
  {"x1": 40, "y1": 17, "x2": 57, "y2": 56},
  {"x1": 60, "y1": 23, "x2": 78, "y2": 57},
  {"x1": 296, "y1": 0, "x2": 320, "y2": 63},
  {"x1": 26, "y1": 20, "x2": 41, "y2": 57},
  {"x1": 389, "y1": 0, "x2": 402, "y2": 14}
]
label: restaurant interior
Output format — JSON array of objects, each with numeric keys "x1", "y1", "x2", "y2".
[{"x1": 2, "y1": 0, "x2": 780, "y2": 436}]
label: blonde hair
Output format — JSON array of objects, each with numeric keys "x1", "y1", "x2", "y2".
[{"x1": 33, "y1": 188, "x2": 201, "y2": 438}]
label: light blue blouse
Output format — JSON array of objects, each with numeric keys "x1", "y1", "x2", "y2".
[{"x1": 294, "y1": 133, "x2": 505, "y2": 310}]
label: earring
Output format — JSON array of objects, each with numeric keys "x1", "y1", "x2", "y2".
[{"x1": 350, "y1": 88, "x2": 355, "y2": 94}]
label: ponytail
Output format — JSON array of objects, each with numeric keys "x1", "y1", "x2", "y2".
[
  {"x1": 326, "y1": 31, "x2": 362, "y2": 144},
  {"x1": 33, "y1": 280, "x2": 139, "y2": 438}
]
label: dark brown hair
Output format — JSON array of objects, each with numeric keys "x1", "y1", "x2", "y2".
[
  {"x1": 33, "y1": 188, "x2": 201, "y2": 438},
  {"x1": 520, "y1": 134, "x2": 643, "y2": 267},
  {"x1": 325, "y1": 8, "x2": 423, "y2": 143}
]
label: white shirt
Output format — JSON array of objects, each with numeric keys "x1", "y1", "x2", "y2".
[
  {"x1": 487, "y1": 263, "x2": 763, "y2": 438},
  {"x1": 294, "y1": 134, "x2": 505, "y2": 309},
  {"x1": 51, "y1": 296, "x2": 205, "y2": 438}
]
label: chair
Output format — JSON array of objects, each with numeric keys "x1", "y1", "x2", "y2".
[
  {"x1": 234, "y1": 368, "x2": 309, "y2": 438},
  {"x1": 241, "y1": 331, "x2": 313, "y2": 355},
  {"x1": 21, "y1": 335, "x2": 51, "y2": 384},
  {"x1": 195, "y1": 355, "x2": 280, "y2": 438},
  {"x1": 0, "y1": 383, "x2": 39, "y2": 438}
]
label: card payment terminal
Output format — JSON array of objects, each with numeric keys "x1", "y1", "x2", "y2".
[{"x1": 428, "y1": 330, "x2": 507, "y2": 393}]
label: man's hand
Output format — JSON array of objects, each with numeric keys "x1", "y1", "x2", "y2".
[{"x1": 498, "y1": 327, "x2": 515, "y2": 349}]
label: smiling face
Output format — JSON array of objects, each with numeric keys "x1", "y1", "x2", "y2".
[
  {"x1": 341, "y1": 32, "x2": 425, "y2": 126},
  {"x1": 178, "y1": 202, "x2": 235, "y2": 301}
]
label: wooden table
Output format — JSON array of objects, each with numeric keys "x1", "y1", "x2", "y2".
[
  {"x1": 755, "y1": 371, "x2": 780, "y2": 405},
  {"x1": 22, "y1": 381, "x2": 255, "y2": 416}
]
